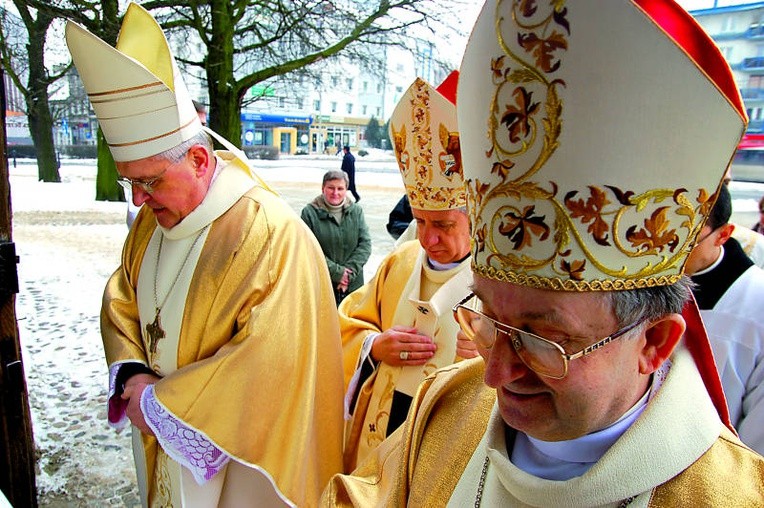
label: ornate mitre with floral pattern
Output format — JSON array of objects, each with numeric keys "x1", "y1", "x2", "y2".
[
  {"x1": 458, "y1": 0, "x2": 747, "y2": 291},
  {"x1": 390, "y1": 71, "x2": 466, "y2": 211},
  {"x1": 65, "y1": 3, "x2": 202, "y2": 162}
]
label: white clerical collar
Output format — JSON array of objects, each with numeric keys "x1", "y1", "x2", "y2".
[
  {"x1": 511, "y1": 360, "x2": 671, "y2": 479},
  {"x1": 691, "y1": 246, "x2": 725, "y2": 277},
  {"x1": 427, "y1": 256, "x2": 468, "y2": 271}
]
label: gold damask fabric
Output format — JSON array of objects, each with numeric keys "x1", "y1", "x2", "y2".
[
  {"x1": 321, "y1": 353, "x2": 764, "y2": 506},
  {"x1": 338, "y1": 242, "x2": 471, "y2": 471},
  {"x1": 338, "y1": 241, "x2": 421, "y2": 390},
  {"x1": 101, "y1": 162, "x2": 344, "y2": 506}
]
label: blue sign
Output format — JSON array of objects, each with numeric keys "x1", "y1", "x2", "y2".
[{"x1": 241, "y1": 112, "x2": 312, "y2": 125}]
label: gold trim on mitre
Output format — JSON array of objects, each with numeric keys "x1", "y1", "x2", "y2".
[
  {"x1": 458, "y1": 0, "x2": 746, "y2": 291},
  {"x1": 65, "y1": 3, "x2": 201, "y2": 162},
  {"x1": 390, "y1": 76, "x2": 466, "y2": 211}
]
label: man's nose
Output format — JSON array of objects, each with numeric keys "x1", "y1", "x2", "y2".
[
  {"x1": 132, "y1": 186, "x2": 151, "y2": 206},
  {"x1": 483, "y1": 333, "x2": 530, "y2": 388},
  {"x1": 419, "y1": 226, "x2": 439, "y2": 247}
]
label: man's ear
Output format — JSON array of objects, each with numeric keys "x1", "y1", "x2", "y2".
[
  {"x1": 188, "y1": 144, "x2": 212, "y2": 177},
  {"x1": 638, "y1": 314, "x2": 685, "y2": 375},
  {"x1": 716, "y1": 223, "x2": 735, "y2": 246}
]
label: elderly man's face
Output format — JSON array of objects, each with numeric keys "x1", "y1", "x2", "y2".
[
  {"x1": 412, "y1": 208, "x2": 471, "y2": 264},
  {"x1": 117, "y1": 144, "x2": 213, "y2": 228},
  {"x1": 473, "y1": 275, "x2": 653, "y2": 441}
]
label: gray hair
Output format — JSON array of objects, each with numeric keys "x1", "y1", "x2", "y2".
[
  {"x1": 322, "y1": 169, "x2": 349, "y2": 187},
  {"x1": 606, "y1": 276, "x2": 693, "y2": 328},
  {"x1": 154, "y1": 130, "x2": 213, "y2": 164}
]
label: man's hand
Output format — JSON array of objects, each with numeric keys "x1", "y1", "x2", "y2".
[
  {"x1": 456, "y1": 329, "x2": 480, "y2": 359},
  {"x1": 121, "y1": 373, "x2": 161, "y2": 435},
  {"x1": 371, "y1": 325, "x2": 437, "y2": 366}
]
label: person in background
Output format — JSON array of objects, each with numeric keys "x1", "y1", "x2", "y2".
[
  {"x1": 685, "y1": 183, "x2": 764, "y2": 455},
  {"x1": 722, "y1": 168, "x2": 764, "y2": 267},
  {"x1": 386, "y1": 194, "x2": 413, "y2": 239},
  {"x1": 67, "y1": 4, "x2": 343, "y2": 506},
  {"x1": 301, "y1": 170, "x2": 372, "y2": 304},
  {"x1": 753, "y1": 194, "x2": 764, "y2": 233},
  {"x1": 192, "y1": 100, "x2": 207, "y2": 126},
  {"x1": 341, "y1": 145, "x2": 360, "y2": 202},
  {"x1": 126, "y1": 102, "x2": 207, "y2": 229},
  {"x1": 322, "y1": 1, "x2": 764, "y2": 504},
  {"x1": 338, "y1": 71, "x2": 475, "y2": 473}
]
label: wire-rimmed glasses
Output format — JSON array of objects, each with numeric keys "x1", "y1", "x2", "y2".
[{"x1": 452, "y1": 292, "x2": 643, "y2": 379}]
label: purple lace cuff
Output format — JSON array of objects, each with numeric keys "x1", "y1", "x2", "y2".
[{"x1": 140, "y1": 385, "x2": 230, "y2": 484}]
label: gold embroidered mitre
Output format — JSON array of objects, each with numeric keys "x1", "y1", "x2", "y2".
[
  {"x1": 457, "y1": 0, "x2": 747, "y2": 291},
  {"x1": 390, "y1": 71, "x2": 466, "y2": 211},
  {"x1": 65, "y1": 2, "x2": 202, "y2": 162}
]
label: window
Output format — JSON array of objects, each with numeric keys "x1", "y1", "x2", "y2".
[
  {"x1": 332, "y1": 77, "x2": 339, "y2": 87},
  {"x1": 395, "y1": 86, "x2": 403, "y2": 93},
  {"x1": 314, "y1": 100, "x2": 321, "y2": 111},
  {"x1": 331, "y1": 101, "x2": 337, "y2": 113},
  {"x1": 347, "y1": 78, "x2": 354, "y2": 91},
  {"x1": 297, "y1": 98, "x2": 303, "y2": 109},
  {"x1": 278, "y1": 97, "x2": 286, "y2": 108},
  {"x1": 346, "y1": 103, "x2": 353, "y2": 114},
  {"x1": 377, "y1": 83, "x2": 383, "y2": 94},
  {"x1": 362, "y1": 105, "x2": 368, "y2": 115},
  {"x1": 363, "y1": 81, "x2": 369, "y2": 92},
  {"x1": 376, "y1": 107, "x2": 381, "y2": 117}
]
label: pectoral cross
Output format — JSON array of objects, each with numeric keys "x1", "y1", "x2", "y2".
[{"x1": 146, "y1": 309, "x2": 166, "y2": 355}]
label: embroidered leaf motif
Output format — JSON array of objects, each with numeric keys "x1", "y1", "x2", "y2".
[
  {"x1": 565, "y1": 187, "x2": 611, "y2": 246},
  {"x1": 492, "y1": 159, "x2": 515, "y2": 179},
  {"x1": 473, "y1": 180, "x2": 490, "y2": 206},
  {"x1": 604, "y1": 185, "x2": 634, "y2": 206},
  {"x1": 519, "y1": 0, "x2": 538, "y2": 17},
  {"x1": 491, "y1": 56, "x2": 506, "y2": 81},
  {"x1": 501, "y1": 87, "x2": 540, "y2": 144},
  {"x1": 518, "y1": 31, "x2": 567, "y2": 73},
  {"x1": 552, "y1": 5, "x2": 570, "y2": 34},
  {"x1": 625, "y1": 207, "x2": 680, "y2": 253},
  {"x1": 475, "y1": 223, "x2": 487, "y2": 253},
  {"x1": 498, "y1": 205, "x2": 550, "y2": 250},
  {"x1": 560, "y1": 258, "x2": 586, "y2": 281}
]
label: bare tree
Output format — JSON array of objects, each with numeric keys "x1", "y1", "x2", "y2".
[
  {"x1": 0, "y1": 2, "x2": 66, "y2": 182},
  {"x1": 9, "y1": 0, "x2": 467, "y2": 199},
  {"x1": 144, "y1": 0, "x2": 467, "y2": 143},
  {"x1": 9, "y1": 0, "x2": 123, "y2": 198}
]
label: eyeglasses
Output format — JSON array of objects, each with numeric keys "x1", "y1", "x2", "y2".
[
  {"x1": 117, "y1": 168, "x2": 167, "y2": 194},
  {"x1": 452, "y1": 292, "x2": 643, "y2": 379}
]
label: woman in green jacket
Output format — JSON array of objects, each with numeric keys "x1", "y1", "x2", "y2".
[{"x1": 301, "y1": 170, "x2": 372, "y2": 304}]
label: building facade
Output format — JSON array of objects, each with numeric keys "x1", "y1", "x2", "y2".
[{"x1": 690, "y1": 2, "x2": 764, "y2": 132}]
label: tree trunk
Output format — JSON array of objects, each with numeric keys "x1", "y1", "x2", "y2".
[
  {"x1": 27, "y1": 94, "x2": 59, "y2": 183},
  {"x1": 25, "y1": 12, "x2": 60, "y2": 183},
  {"x1": 93, "y1": 0, "x2": 124, "y2": 202},
  {"x1": 206, "y1": 0, "x2": 242, "y2": 145}
]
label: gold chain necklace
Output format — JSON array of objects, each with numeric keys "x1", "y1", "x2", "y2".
[{"x1": 145, "y1": 227, "x2": 208, "y2": 355}]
